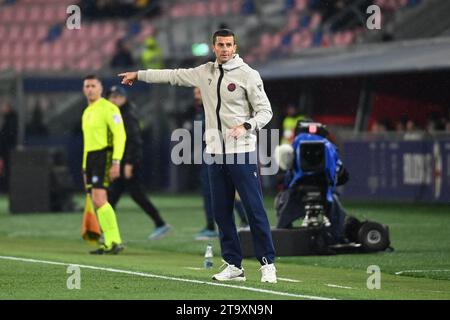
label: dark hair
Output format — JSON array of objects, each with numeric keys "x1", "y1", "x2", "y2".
[
  {"x1": 212, "y1": 29, "x2": 235, "y2": 44},
  {"x1": 83, "y1": 74, "x2": 100, "y2": 82}
]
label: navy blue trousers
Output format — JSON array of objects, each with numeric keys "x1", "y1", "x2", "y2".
[
  {"x1": 206, "y1": 152, "x2": 275, "y2": 267},
  {"x1": 201, "y1": 162, "x2": 249, "y2": 230}
]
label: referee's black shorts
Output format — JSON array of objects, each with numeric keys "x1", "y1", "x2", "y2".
[{"x1": 85, "y1": 148, "x2": 112, "y2": 190}]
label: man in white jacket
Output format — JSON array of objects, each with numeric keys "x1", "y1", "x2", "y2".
[{"x1": 119, "y1": 29, "x2": 277, "y2": 283}]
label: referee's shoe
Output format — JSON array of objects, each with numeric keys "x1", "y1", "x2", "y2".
[{"x1": 90, "y1": 243, "x2": 125, "y2": 255}]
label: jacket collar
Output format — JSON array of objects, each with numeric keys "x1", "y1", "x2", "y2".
[{"x1": 214, "y1": 54, "x2": 245, "y2": 71}]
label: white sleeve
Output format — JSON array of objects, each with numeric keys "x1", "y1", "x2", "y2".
[
  {"x1": 137, "y1": 65, "x2": 204, "y2": 87},
  {"x1": 246, "y1": 70, "x2": 273, "y2": 130}
]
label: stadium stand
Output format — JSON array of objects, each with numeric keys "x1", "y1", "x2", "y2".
[{"x1": 0, "y1": 0, "x2": 427, "y2": 73}]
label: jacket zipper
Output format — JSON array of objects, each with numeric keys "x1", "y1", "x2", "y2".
[{"x1": 216, "y1": 64, "x2": 225, "y2": 154}]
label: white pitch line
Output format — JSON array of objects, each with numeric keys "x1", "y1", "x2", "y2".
[
  {"x1": 0, "y1": 255, "x2": 335, "y2": 300},
  {"x1": 184, "y1": 267, "x2": 204, "y2": 271},
  {"x1": 395, "y1": 269, "x2": 450, "y2": 275},
  {"x1": 278, "y1": 277, "x2": 302, "y2": 283},
  {"x1": 326, "y1": 284, "x2": 353, "y2": 290}
]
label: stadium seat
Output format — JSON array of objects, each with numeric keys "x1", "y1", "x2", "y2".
[
  {"x1": 231, "y1": 0, "x2": 242, "y2": 15},
  {"x1": 13, "y1": 60, "x2": 24, "y2": 72},
  {"x1": 191, "y1": 1, "x2": 208, "y2": 16},
  {"x1": 172, "y1": 3, "x2": 188, "y2": 18},
  {"x1": 8, "y1": 25, "x2": 22, "y2": 42},
  {"x1": 43, "y1": 6, "x2": 57, "y2": 23},
  {"x1": 76, "y1": 59, "x2": 90, "y2": 71},
  {"x1": 63, "y1": 41, "x2": 79, "y2": 59},
  {"x1": 91, "y1": 60, "x2": 103, "y2": 71},
  {"x1": 312, "y1": 29, "x2": 323, "y2": 46},
  {"x1": 286, "y1": 13, "x2": 300, "y2": 32},
  {"x1": 36, "y1": 25, "x2": 50, "y2": 41},
  {"x1": 0, "y1": 60, "x2": 10, "y2": 71},
  {"x1": 50, "y1": 59, "x2": 64, "y2": 71},
  {"x1": 310, "y1": 12, "x2": 322, "y2": 29},
  {"x1": 0, "y1": 43, "x2": 9, "y2": 59},
  {"x1": 299, "y1": 15, "x2": 311, "y2": 28},
  {"x1": 0, "y1": 26, "x2": 6, "y2": 40},
  {"x1": 101, "y1": 39, "x2": 117, "y2": 56},
  {"x1": 0, "y1": 7, "x2": 14, "y2": 23},
  {"x1": 290, "y1": 31, "x2": 303, "y2": 52},
  {"x1": 50, "y1": 42, "x2": 64, "y2": 58},
  {"x1": 38, "y1": 43, "x2": 51, "y2": 58},
  {"x1": 25, "y1": 42, "x2": 38, "y2": 58},
  {"x1": 29, "y1": 6, "x2": 43, "y2": 22},
  {"x1": 25, "y1": 58, "x2": 39, "y2": 71},
  {"x1": 22, "y1": 25, "x2": 36, "y2": 41},
  {"x1": 14, "y1": 5, "x2": 27, "y2": 22},
  {"x1": 294, "y1": 0, "x2": 307, "y2": 12},
  {"x1": 12, "y1": 42, "x2": 25, "y2": 59},
  {"x1": 56, "y1": 4, "x2": 69, "y2": 21},
  {"x1": 281, "y1": 31, "x2": 293, "y2": 47}
]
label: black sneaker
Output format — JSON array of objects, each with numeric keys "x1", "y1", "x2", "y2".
[
  {"x1": 106, "y1": 243, "x2": 125, "y2": 255},
  {"x1": 89, "y1": 243, "x2": 124, "y2": 255},
  {"x1": 89, "y1": 246, "x2": 107, "y2": 255}
]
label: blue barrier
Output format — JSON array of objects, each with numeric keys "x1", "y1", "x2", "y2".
[{"x1": 342, "y1": 137, "x2": 450, "y2": 202}]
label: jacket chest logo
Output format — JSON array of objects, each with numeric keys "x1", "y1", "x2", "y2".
[
  {"x1": 227, "y1": 83, "x2": 236, "y2": 92},
  {"x1": 208, "y1": 78, "x2": 212, "y2": 85}
]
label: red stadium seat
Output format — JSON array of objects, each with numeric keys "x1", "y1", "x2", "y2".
[
  {"x1": 56, "y1": 4, "x2": 69, "y2": 21},
  {"x1": 101, "y1": 39, "x2": 116, "y2": 56},
  {"x1": 77, "y1": 41, "x2": 90, "y2": 56},
  {"x1": 15, "y1": 5, "x2": 28, "y2": 23},
  {"x1": 36, "y1": 25, "x2": 50, "y2": 41},
  {"x1": 0, "y1": 7, "x2": 14, "y2": 23},
  {"x1": 0, "y1": 26, "x2": 6, "y2": 41},
  {"x1": 76, "y1": 59, "x2": 90, "y2": 71},
  {"x1": 63, "y1": 40, "x2": 79, "y2": 59},
  {"x1": 0, "y1": 60, "x2": 10, "y2": 71},
  {"x1": 0, "y1": 43, "x2": 9, "y2": 59},
  {"x1": 22, "y1": 25, "x2": 36, "y2": 41},
  {"x1": 14, "y1": 60, "x2": 24, "y2": 73},
  {"x1": 50, "y1": 42, "x2": 64, "y2": 58},
  {"x1": 9, "y1": 25, "x2": 22, "y2": 42},
  {"x1": 29, "y1": 6, "x2": 43, "y2": 23},
  {"x1": 310, "y1": 13, "x2": 322, "y2": 30},
  {"x1": 91, "y1": 60, "x2": 103, "y2": 71},
  {"x1": 50, "y1": 59, "x2": 64, "y2": 71},
  {"x1": 38, "y1": 58, "x2": 51, "y2": 71},
  {"x1": 294, "y1": 0, "x2": 308, "y2": 12},
  {"x1": 25, "y1": 42, "x2": 39, "y2": 58},
  {"x1": 12, "y1": 43, "x2": 25, "y2": 59},
  {"x1": 191, "y1": 1, "x2": 207, "y2": 17},
  {"x1": 38, "y1": 43, "x2": 50, "y2": 58},
  {"x1": 43, "y1": 6, "x2": 57, "y2": 23},
  {"x1": 25, "y1": 58, "x2": 39, "y2": 71}
]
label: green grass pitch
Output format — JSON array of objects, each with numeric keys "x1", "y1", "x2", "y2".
[{"x1": 0, "y1": 194, "x2": 449, "y2": 300}]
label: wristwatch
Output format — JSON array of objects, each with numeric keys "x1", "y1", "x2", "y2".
[
  {"x1": 243, "y1": 122, "x2": 252, "y2": 131},
  {"x1": 112, "y1": 160, "x2": 121, "y2": 165}
]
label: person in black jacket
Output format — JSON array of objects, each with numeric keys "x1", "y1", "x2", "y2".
[
  {"x1": 107, "y1": 86, "x2": 171, "y2": 240},
  {"x1": 0, "y1": 102, "x2": 18, "y2": 192}
]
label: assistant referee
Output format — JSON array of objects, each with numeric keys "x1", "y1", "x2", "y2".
[{"x1": 82, "y1": 74, "x2": 126, "y2": 255}]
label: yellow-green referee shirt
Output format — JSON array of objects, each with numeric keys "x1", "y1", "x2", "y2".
[{"x1": 82, "y1": 98, "x2": 126, "y2": 170}]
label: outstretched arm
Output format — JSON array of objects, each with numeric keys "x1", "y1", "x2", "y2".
[{"x1": 119, "y1": 65, "x2": 204, "y2": 88}]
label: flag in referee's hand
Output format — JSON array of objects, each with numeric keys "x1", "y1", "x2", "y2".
[{"x1": 81, "y1": 193, "x2": 101, "y2": 244}]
